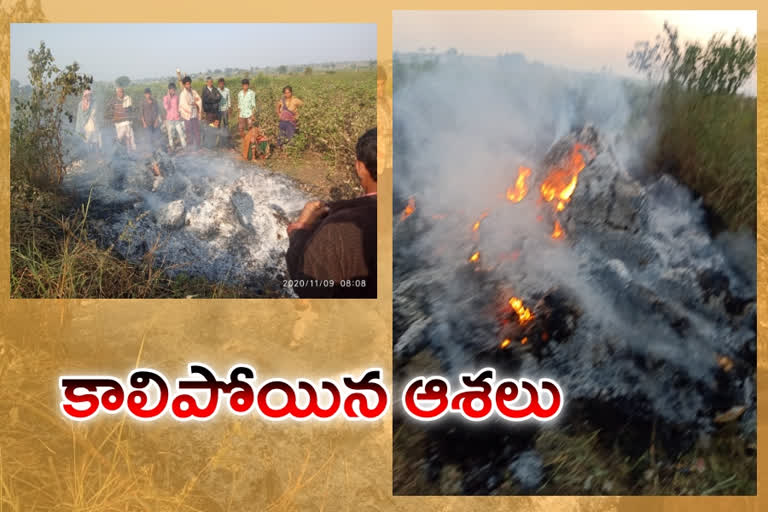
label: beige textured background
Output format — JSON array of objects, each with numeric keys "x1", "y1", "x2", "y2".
[{"x1": 0, "y1": 2, "x2": 764, "y2": 510}]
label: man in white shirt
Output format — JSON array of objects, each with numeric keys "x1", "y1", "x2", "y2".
[{"x1": 237, "y1": 78, "x2": 256, "y2": 139}]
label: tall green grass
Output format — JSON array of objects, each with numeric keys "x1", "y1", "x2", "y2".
[
  {"x1": 10, "y1": 180, "x2": 243, "y2": 298},
  {"x1": 652, "y1": 86, "x2": 756, "y2": 232},
  {"x1": 624, "y1": 78, "x2": 756, "y2": 232}
]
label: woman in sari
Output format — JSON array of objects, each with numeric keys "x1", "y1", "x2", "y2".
[
  {"x1": 75, "y1": 88, "x2": 102, "y2": 152},
  {"x1": 276, "y1": 85, "x2": 303, "y2": 146}
]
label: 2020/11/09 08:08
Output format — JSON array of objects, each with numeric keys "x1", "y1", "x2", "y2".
[{"x1": 282, "y1": 280, "x2": 367, "y2": 288}]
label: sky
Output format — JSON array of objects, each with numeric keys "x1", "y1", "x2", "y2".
[
  {"x1": 394, "y1": 10, "x2": 756, "y2": 81},
  {"x1": 11, "y1": 23, "x2": 377, "y2": 83}
]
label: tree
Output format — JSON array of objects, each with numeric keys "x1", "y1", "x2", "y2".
[
  {"x1": 628, "y1": 21, "x2": 756, "y2": 94},
  {"x1": 277, "y1": 65, "x2": 288, "y2": 74},
  {"x1": 11, "y1": 42, "x2": 92, "y2": 184},
  {"x1": 115, "y1": 75, "x2": 131, "y2": 87},
  {"x1": 304, "y1": 67, "x2": 313, "y2": 75}
]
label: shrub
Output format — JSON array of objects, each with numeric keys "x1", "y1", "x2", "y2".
[
  {"x1": 628, "y1": 21, "x2": 756, "y2": 95},
  {"x1": 10, "y1": 42, "x2": 92, "y2": 186},
  {"x1": 627, "y1": 22, "x2": 756, "y2": 232}
]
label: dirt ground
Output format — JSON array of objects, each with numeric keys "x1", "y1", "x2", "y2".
[
  {"x1": 210, "y1": 132, "x2": 361, "y2": 202},
  {"x1": 263, "y1": 150, "x2": 362, "y2": 201}
]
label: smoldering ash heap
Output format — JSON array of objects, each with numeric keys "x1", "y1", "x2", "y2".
[
  {"x1": 64, "y1": 149, "x2": 310, "y2": 296},
  {"x1": 394, "y1": 125, "x2": 756, "y2": 494}
]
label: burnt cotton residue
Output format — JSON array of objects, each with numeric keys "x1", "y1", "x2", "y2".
[
  {"x1": 63, "y1": 148, "x2": 310, "y2": 296},
  {"x1": 392, "y1": 54, "x2": 756, "y2": 495}
]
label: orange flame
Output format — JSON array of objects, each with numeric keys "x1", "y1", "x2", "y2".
[
  {"x1": 551, "y1": 220, "x2": 564, "y2": 239},
  {"x1": 540, "y1": 144, "x2": 593, "y2": 239},
  {"x1": 540, "y1": 145, "x2": 591, "y2": 207},
  {"x1": 509, "y1": 296, "x2": 533, "y2": 324},
  {"x1": 500, "y1": 338, "x2": 511, "y2": 349},
  {"x1": 521, "y1": 337, "x2": 528, "y2": 345},
  {"x1": 472, "y1": 212, "x2": 489, "y2": 232},
  {"x1": 469, "y1": 251, "x2": 480, "y2": 263},
  {"x1": 506, "y1": 166, "x2": 531, "y2": 203},
  {"x1": 401, "y1": 197, "x2": 415, "y2": 221}
]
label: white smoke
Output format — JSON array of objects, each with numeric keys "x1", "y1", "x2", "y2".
[
  {"x1": 63, "y1": 138, "x2": 311, "y2": 294},
  {"x1": 394, "y1": 54, "x2": 641, "y2": 215}
]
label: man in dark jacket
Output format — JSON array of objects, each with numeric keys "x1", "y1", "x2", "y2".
[
  {"x1": 286, "y1": 128, "x2": 377, "y2": 298},
  {"x1": 201, "y1": 76, "x2": 222, "y2": 124}
]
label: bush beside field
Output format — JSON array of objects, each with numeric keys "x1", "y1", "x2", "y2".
[
  {"x1": 625, "y1": 22, "x2": 756, "y2": 232},
  {"x1": 651, "y1": 86, "x2": 756, "y2": 232}
]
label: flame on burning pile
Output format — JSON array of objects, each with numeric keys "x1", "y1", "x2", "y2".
[
  {"x1": 401, "y1": 197, "x2": 416, "y2": 221},
  {"x1": 540, "y1": 144, "x2": 594, "y2": 239},
  {"x1": 469, "y1": 251, "x2": 480, "y2": 263},
  {"x1": 472, "y1": 211, "x2": 489, "y2": 232},
  {"x1": 506, "y1": 166, "x2": 532, "y2": 203},
  {"x1": 551, "y1": 220, "x2": 564, "y2": 239},
  {"x1": 500, "y1": 336, "x2": 528, "y2": 349},
  {"x1": 509, "y1": 296, "x2": 533, "y2": 324},
  {"x1": 540, "y1": 147, "x2": 587, "y2": 205}
]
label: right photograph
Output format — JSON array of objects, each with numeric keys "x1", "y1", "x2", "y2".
[{"x1": 392, "y1": 10, "x2": 757, "y2": 496}]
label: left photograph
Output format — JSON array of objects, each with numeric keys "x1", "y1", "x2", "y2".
[{"x1": 10, "y1": 23, "x2": 378, "y2": 299}]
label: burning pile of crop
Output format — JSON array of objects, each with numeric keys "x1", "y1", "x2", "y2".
[
  {"x1": 393, "y1": 124, "x2": 756, "y2": 494},
  {"x1": 63, "y1": 149, "x2": 311, "y2": 296}
]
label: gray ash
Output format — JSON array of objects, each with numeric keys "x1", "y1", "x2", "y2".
[{"x1": 63, "y1": 149, "x2": 311, "y2": 296}]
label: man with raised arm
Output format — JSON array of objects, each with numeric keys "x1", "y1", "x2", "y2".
[{"x1": 176, "y1": 69, "x2": 203, "y2": 150}]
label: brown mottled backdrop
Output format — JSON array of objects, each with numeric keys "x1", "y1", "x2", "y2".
[{"x1": 0, "y1": 2, "x2": 764, "y2": 511}]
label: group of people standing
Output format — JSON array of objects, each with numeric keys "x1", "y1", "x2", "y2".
[{"x1": 76, "y1": 70, "x2": 303, "y2": 158}]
